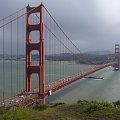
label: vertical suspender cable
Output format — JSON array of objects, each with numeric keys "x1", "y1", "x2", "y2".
[
  {"x1": 45, "y1": 11, "x2": 48, "y2": 85},
  {"x1": 56, "y1": 21, "x2": 59, "y2": 80},
  {"x1": 60, "y1": 31, "x2": 62, "y2": 79},
  {"x1": 62, "y1": 33, "x2": 64, "y2": 79},
  {"x1": 22, "y1": 9, "x2": 25, "y2": 91},
  {"x1": 59, "y1": 30, "x2": 61, "y2": 79},
  {"x1": 2, "y1": 19, "x2": 5, "y2": 104},
  {"x1": 63, "y1": 35, "x2": 65, "y2": 77},
  {"x1": 18, "y1": 12, "x2": 20, "y2": 93},
  {"x1": 58, "y1": 29, "x2": 60, "y2": 79},
  {"x1": 52, "y1": 17, "x2": 54, "y2": 82},
  {"x1": 10, "y1": 19, "x2": 13, "y2": 96},
  {"x1": 53, "y1": 20, "x2": 57, "y2": 82},
  {"x1": 73, "y1": 45, "x2": 75, "y2": 75},
  {"x1": 49, "y1": 15, "x2": 52, "y2": 81},
  {"x1": 72, "y1": 46, "x2": 73, "y2": 75},
  {"x1": 17, "y1": 12, "x2": 19, "y2": 94},
  {"x1": 53, "y1": 20, "x2": 56, "y2": 81},
  {"x1": 72, "y1": 43, "x2": 76, "y2": 74}
]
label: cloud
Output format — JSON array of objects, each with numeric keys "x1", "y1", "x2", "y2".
[{"x1": 0, "y1": 0, "x2": 120, "y2": 52}]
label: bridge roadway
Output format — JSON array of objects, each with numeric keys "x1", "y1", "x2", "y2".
[
  {"x1": 0, "y1": 61, "x2": 117, "y2": 107},
  {"x1": 45, "y1": 61, "x2": 117, "y2": 95}
]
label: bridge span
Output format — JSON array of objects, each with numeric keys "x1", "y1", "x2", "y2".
[{"x1": 0, "y1": 3, "x2": 119, "y2": 106}]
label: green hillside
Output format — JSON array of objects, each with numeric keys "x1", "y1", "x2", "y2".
[{"x1": 0, "y1": 100, "x2": 120, "y2": 120}]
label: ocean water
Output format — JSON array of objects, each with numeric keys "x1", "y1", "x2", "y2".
[
  {"x1": 0, "y1": 60, "x2": 120, "y2": 103},
  {"x1": 47, "y1": 66, "x2": 120, "y2": 103}
]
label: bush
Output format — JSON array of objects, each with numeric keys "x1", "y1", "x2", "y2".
[
  {"x1": 85, "y1": 104, "x2": 102, "y2": 113},
  {"x1": 0, "y1": 107, "x2": 4, "y2": 114},
  {"x1": 98, "y1": 102, "x2": 113, "y2": 108},
  {"x1": 113, "y1": 101, "x2": 120, "y2": 107},
  {"x1": 77, "y1": 100, "x2": 89, "y2": 104},
  {"x1": 53, "y1": 103, "x2": 65, "y2": 107},
  {"x1": 85, "y1": 101, "x2": 113, "y2": 113},
  {"x1": 0, "y1": 106, "x2": 10, "y2": 115},
  {"x1": 33, "y1": 104, "x2": 47, "y2": 111}
]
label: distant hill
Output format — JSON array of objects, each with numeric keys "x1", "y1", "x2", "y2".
[
  {"x1": 46, "y1": 52, "x2": 114, "y2": 65},
  {"x1": 85, "y1": 51, "x2": 113, "y2": 55},
  {"x1": 0, "y1": 51, "x2": 114, "y2": 65}
]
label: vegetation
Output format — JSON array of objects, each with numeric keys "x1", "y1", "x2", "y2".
[{"x1": 0, "y1": 100, "x2": 120, "y2": 120}]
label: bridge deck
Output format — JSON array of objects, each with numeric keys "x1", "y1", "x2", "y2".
[
  {"x1": 45, "y1": 61, "x2": 116, "y2": 96},
  {"x1": 0, "y1": 61, "x2": 116, "y2": 107}
]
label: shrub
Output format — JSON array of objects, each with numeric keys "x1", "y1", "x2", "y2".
[
  {"x1": 85, "y1": 101, "x2": 113, "y2": 113},
  {"x1": 113, "y1": 101, "x2": 120, "y2": 107},
  {"x1": 77, "y1": 100, "x2": 89, "y2": 105},
  {"x1": 85, "y1": 104, "x2": 102, "y2": 113},
  {"x1": 0, "y1": 107, "x2": 4, "y2": 114},
  {"x1": 33, "y1": 104, "x2": 47, "y2": 111},
  {"x1": 54, "y1": 103, "x2": 65, "y2": 107}
]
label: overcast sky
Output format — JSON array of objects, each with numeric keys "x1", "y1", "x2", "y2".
[{"x1": 1, "y1": 0, "x2": 120, "y2": 52}]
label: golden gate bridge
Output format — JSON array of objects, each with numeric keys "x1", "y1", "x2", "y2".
[{"x1": 0, "y1": 3, "x2": 119, "y2": 106}]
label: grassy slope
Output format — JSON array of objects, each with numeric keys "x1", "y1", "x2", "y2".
[{"x1": 0, "y1": 101, "x2": 120, "y2": 120}]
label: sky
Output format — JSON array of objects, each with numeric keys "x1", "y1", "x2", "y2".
[{"x1": 1, "y1": 0, "x2": 120, "y2": 52}]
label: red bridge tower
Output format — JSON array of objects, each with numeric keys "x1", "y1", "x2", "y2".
[
  {"x1": 114, "y1": 44, "x2": 120, "y2": 70},
  {"x1": 26, "y1": 3, "x2": 45, "y2": 104}
]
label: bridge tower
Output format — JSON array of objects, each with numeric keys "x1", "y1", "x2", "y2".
[
  {"x1": 114, "y1": 44, "x2": 120, "y2": 70},
  {"x1": 26, "y1": 3, "x2": 45, "y2": 104}
]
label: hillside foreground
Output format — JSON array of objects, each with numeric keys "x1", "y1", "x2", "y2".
[{"x1": 0, "y1": 100, "x2": 120, "y2": 120}]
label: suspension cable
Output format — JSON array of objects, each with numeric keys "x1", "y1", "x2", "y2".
[
  {"x1": 0, "y1": 5, "x2": 40, "y2": 29},
  {"x1": 35, "y1": 14, "x2": 74, "y2": 54},
  {"x1": 0, "y1": 7, "x2": 26, "y2": 22},
  {"x1": 37, "y1": 8, "x2": 96, "y2": 80},
  {"x1": 43, "y1": 6, "x2": 98, "y2": 66}
]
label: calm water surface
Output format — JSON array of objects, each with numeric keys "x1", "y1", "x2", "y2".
[
  {"x1": 47, "y1": 66, "x2": 120, "y2": 103},
  {"x1": 0, "y1": 61, "x2": 120, "y2": 103}
]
